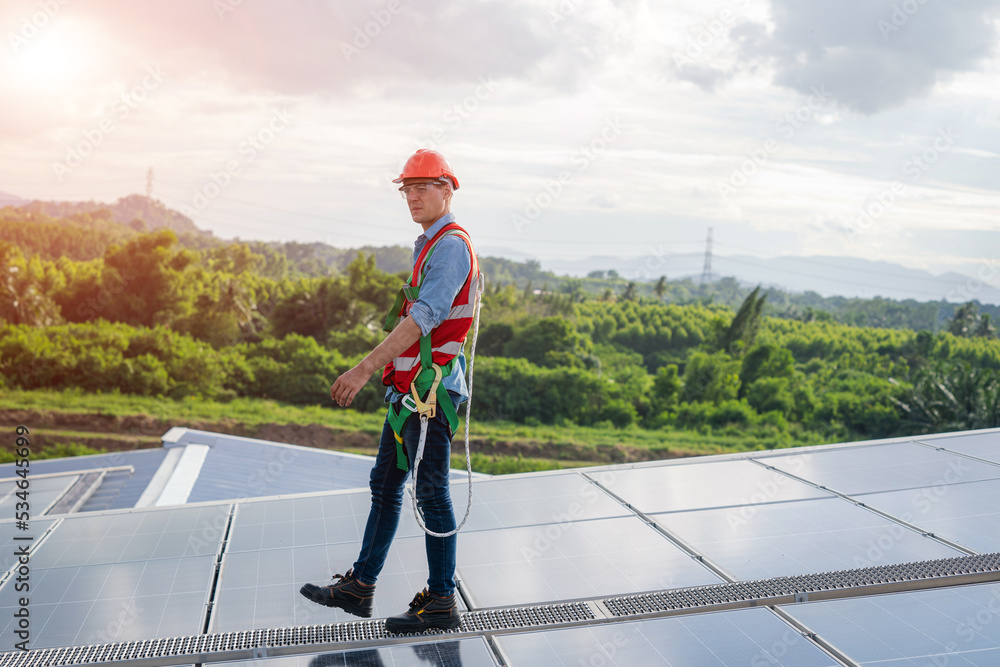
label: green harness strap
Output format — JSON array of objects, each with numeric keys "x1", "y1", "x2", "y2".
[
  {"x1": 387, "y1": 358, "x2": 459, "y2": 471},
  {"x1": 382, "y1": 230, "x2": 468, "y2": 471},
  {"x1": 387, "y1": 306, "x2": 460, "y2": 471}
]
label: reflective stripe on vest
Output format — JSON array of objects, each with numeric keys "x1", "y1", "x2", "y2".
[
  {"x1": 382, "y1": 223, "x2": 479, "y2": 394},
  {"x1": 392, "y1": 340, "x2": 465, "y2": 373}
]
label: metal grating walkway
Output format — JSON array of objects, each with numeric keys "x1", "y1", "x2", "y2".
[
  {"x1": 2, "y1": 554, "x2": 999, "y2": 667},
  {"x1": 603, "y1": 552, "x2": 1000, "y2": 617}
]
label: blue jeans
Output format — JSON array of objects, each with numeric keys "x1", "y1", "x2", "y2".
[{"x1": 352, "y1": 401, "x2": 457, "y2": 597}]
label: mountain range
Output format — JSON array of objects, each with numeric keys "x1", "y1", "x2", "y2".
[
  {"x1": 478, "y1": 247, "x2": 1000, "y2": 306},
  {"x1": 0, "y1": 190, "x2": 26, "y2": 207}
]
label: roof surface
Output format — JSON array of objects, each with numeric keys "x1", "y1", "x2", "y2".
[{"x1": 1, "y1": 428, "x2": 999, "y2": 665}]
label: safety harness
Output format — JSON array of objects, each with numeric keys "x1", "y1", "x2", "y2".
[{"x1": 381, "y1": 223, "x2": 482, "y2": 538}]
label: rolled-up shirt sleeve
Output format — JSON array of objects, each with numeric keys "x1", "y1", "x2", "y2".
[{"x1": 407, "y1": 236, "x2": 472, "y2": 337}]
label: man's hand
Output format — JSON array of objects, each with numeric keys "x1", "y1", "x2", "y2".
[
  {"x1": 329, "y1": 315, "x2": 422, "y2": 407},
  {"x1": 330, "y1": 359, "x2": 376, "y2": 407}
]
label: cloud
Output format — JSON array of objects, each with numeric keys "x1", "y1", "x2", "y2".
[
  {"x1": 42, "y1": 0, "x2": 637, "y2": 98},
  {"x1": 735, "y1": 0, "x2": 1000, "y2": 114}
]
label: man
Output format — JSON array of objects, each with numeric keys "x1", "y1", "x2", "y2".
[{"x1": 300, "y1": 149, "x2": 478, "y2": 634}]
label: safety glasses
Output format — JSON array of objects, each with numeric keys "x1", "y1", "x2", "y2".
[{"x1": 398, "y1": 182, "x2": 444, "y2": 199}]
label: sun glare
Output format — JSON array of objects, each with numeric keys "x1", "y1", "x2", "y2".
[{"x1": 12, "y1": 23, "x2": 94, "y2": 89}]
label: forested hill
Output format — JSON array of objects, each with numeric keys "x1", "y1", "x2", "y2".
[
  {"x1": 2, "y1": 209, "x2": 1000, "y2": 449},
  {"x1": 21, "y1": 194, "x2": 207, "y2": 237},
  {"x1": 2, "y1": 197, "x2": 998, "y2": 331}
]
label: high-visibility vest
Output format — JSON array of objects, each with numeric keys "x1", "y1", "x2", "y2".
[
  {"x1": 382, "y1": 222, "x2": 479, "y2": 395},
  {"x1": 381, "y1": 222, "x2": 479, "y2": 471}
]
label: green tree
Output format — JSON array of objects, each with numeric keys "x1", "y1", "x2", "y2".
[
  {"x1": 947, "y1": 302, "x2": 995, "y2": 338},
  {"x1": 681, "y1": 350, "x2": 741, "y2": 404},
  {"x1": 720, "y1": 285, "x2": 767, "y2": 356},
  {"x1": 270, "y1": 277, "x2": 354, "y2": 342},
  {"x1": 739, "y1": 343, "x2": 795, "y2": 395},
  {"x1": 503, "y1": 317, "x2": 587, "y2": 367},
  {"x1": 652, "y1": 364, "x2": 681, "y2": 410},
  {"x1": 654, "y1": 275, "x2": 667, "y2": 299},
  {"x1": 100, "y1": 230, "x2": 195, "y2": 326},
  {"x1": 975, "y1": 313, "x2": 997, "y2": 339},
  {"x1": 897, "y1": 360, "x2": 1000, "y2": 432},
  {"x1": 0, "y1": 242, "x2": 63, "y2": 326}
]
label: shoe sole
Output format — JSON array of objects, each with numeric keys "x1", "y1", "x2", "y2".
[
  {"x1": 299, "y1": 585, "x2": 373, "y2": 618},
  {"x1": 384, "y1": 618, "x2": 461, "y2": 634}
]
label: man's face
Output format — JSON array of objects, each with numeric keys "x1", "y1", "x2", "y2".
[{"x1": 400, "y1": 178, "x2": 451, "y2": 227}]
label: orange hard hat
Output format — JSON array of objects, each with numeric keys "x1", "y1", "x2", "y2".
[{"x1": 393, "y1": 149, "x2": 460, "y2": 190}]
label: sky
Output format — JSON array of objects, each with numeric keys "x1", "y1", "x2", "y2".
[{"x1": 1, "y1": 0, "x2": 999, "y2": 294}]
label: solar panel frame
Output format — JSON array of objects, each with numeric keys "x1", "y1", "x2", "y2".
[
  {"x1": 652, "y1": 496, "x2": 965, "y2": 580},
  {"x1": 211, "y1": 535, "x2": 468, "y2": 631},
  {"x1": 0, "y1": 555, "x2": 218, "y2": 648},
  {"x1": 853, "y1": 477, "x2": 1000, "y2": 554},
  {"x1": 592, "y1": 458, "x2": 832, "y2": 514},
  {"x1": 456, "y1": 516, "x2": 724, "y2": 609},
  {"x1": 29, "y1": 504, "x2": 232, "y2": 569},
  {"x1": 757, "y1": 442, "x2": 1000, "y2": 495},
  {"x1": 0, "y1": 475, "x2": 79, "y2": 517},
  {"x1": 784, "y1": 581, "x2": 1000, "y2": 665},
  {"x1": 208, "y1": 636, "x2": 500, "y2": 666},
  {"x1": 495, "y1": 607, "x2": 840, "y2": 666},
  {"x1": 919, "y1": 431, "x2": 1000, "y2": 465}
]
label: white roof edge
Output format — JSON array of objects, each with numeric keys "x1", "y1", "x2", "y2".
[
  {"x1": 154, "y1": 444, "x2": 211, "y2": 507},
  {"x1": 161, "y1": 427, "x2": 189, "y2": 446},
  {"x1": 134, "y1": 446, "x2": 185, "y2": 508}
]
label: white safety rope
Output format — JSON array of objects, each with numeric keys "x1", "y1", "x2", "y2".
[{"x1": 407, "y1": 274, "x2": 484, "y2": 538}]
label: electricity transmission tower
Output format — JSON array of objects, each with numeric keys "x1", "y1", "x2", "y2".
[
  {"x1": 700, "y1": 227, "x2": 713, "y2": 284},
  {"x1": 146, "y1": 167, "x2": 154, "y2": 199}
]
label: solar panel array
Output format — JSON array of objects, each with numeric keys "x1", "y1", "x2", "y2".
[
  {"x1": 0, "y1": 428, "x2": 999, "y2": 665},
  {"x1": 0, "y1": 449, "x2": 167, "y2": 512}
]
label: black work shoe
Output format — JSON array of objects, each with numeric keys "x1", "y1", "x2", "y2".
[
  {"x1": 384, "y1": 589, "x2": 461, "y2": 634},
  {"x1": 299, "y1": 569, "x2": 374, "y2": 618}
]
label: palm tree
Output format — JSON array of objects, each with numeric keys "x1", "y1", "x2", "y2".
[
  {"x1": 720, "y1": 286, "x2": 767, "y2": 356},
  {"x1": 654, "y1": 275, "x2": 667, "y2": 299},
  {"x1": 896, "y1": 360, "x2": 1000, "y2": 432}
]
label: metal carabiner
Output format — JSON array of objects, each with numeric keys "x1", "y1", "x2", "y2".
[{"x1": 408, "y1": 364, "x2": 443, "y2": 419}]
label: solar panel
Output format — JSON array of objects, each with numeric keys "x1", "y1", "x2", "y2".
[
  {"x1": 0, "y1": 518, "x2": 57, "y2": 574},
  {"x1": 445, "y1": 472, "x2": 629, "y2": 531},
  {"x1": 495, "y1": 608, "x2": 839, "y2": 666},
  {"x1": 226, "y1": 493, "x2": 398, "y2": 554},
  {"x1": 226, "y1": 472, "x2": 625, "y2": 560},
  {"x1": 921, "y1": 431, "x2": 1000, "y2": 465},
  {"x1": 0, "y1": 555, "x2": 217, "y2": 648},
  {"x1": 456, "y1": 516, "x2": 723, "y2": 609},
  {"x1": 183, "y1": 436, "x2": 378, "y2": 503},
  {"x1": 593, "y1": 459, "x2": 831, "y2": 514},
  {"x1": 785, "y1": 581, "x2": 1000, "y2": 665},
  {"x1": 652, "y1": 496, "x2": 963, "y2": 580},
  {"x1": 29, "y1": 504, "x2": 232, "y2": 568},
  {"x1": 211, "y1": 535, "x2": 467, "y2": 631},
  {"x1": 0, "y1": 449, "x2": 169, "y2": 512},
  {"x1": 855, "y1": 478, "x2": 1000, "y2": 554},
  {"x1": 211, "y1": 637, "x2": 500, "y2": 666},
  {"x1": 760, "y1": 443, "x2": 1000, "y2": 494},
  {"x1": 0, "y1": 475, "x2": 79, "y2": 516}
]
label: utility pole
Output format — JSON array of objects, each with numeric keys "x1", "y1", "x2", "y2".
[
  {"x1": 146, "y1": 167, "x2": 153, "y2": 199},
  {"x1": 700, "y1": 227, "x2": 713, "y2": 284}
]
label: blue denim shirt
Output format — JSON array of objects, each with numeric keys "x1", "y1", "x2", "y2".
[{"x1": 385, "y1": 212, "x2": 472, "y2": 405}]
